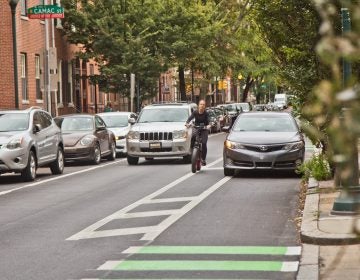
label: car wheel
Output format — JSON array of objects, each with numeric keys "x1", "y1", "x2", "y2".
[
  {"x1": 224, "y1": 168, "x2": 235, "y2": 176},
  {"x1": 22, "y1": 151, "x2": 37, "y2": 182},
  {"x1": 107, "y1": 141, "x2": 116, "y2": 161},
  {"x1": 50, "y1": 147, "x2": 64, "y2": 175},
  {"x1": 183, "y1": 154, "x2": 191, "y2": 164},
  {"x1": 92, "y1": 144, "x2": 101, "y2": 165},
  {"x1": 127, "y1": 155, "x2": 139, "y2": 165}
]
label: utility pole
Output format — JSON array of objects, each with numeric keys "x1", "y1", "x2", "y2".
[{"x1": 331, "y1": 7, "x2": 360, "y2": 214}]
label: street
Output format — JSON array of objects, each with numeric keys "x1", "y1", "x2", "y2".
[{"x1": 0, "y1": 132, "x2": 304, "y2": 280}]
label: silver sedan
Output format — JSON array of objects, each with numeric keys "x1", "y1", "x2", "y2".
[{"x1": 223, "y1": 112, "x2": 305, "y2": 176}]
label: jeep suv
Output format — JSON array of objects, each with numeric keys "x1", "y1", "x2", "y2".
[
  {"x1": 0, "y1": 107, "x2": 64, "y2": 181},
  {"x1": 126, "y1": 103, "x2": 197, "y2": 165}
]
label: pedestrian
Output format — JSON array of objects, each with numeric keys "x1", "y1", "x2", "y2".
[{"x1": 104, "y1": 102, "x2": 113, "y2": 112}]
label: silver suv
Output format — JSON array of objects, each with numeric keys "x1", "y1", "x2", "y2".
[
  {"x1": 126, "y1": 103, "x2": 197, "y2": 165},
  {"x1": 0, "y1": 107, "x2": 64, "y2": 181}
]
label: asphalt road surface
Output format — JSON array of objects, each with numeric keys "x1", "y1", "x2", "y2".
[{"x1": 0, "y1": 132, "x2": 308, "y2": 280}]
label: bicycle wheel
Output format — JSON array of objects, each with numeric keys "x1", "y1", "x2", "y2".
[
  {"x1": 196, "y1": 150, "x2": 202, "y2": 171},
  {"x1": 191, "y1": 147, "x2": 199, "y2": 173}
]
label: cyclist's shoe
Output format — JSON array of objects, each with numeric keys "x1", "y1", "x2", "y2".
[{"x1": 201, "y1": 160, "x2": 206, "y2": 166}]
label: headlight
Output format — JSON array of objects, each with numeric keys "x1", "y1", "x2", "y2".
[
  {"x1": 80, "y1": 136, "x2": 93, "y2": 146},
  {"x1": 127, "y1": 131, "x2": 140, "y2": 140},
  {"x1": 173, "y1": 130, "x2": 188, "y2": 139},
  {"x1": 224, "y1": 140, "x2": 245, "y2": 149},
  {"x1": 6, "y1": 138, "x2": 23, "y2": 149},
  {"x1": 283, "y1": 141, "x2": 304, "y2": 151}
]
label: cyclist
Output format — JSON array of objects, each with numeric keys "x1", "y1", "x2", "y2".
[{"x1": 185, "y1": 99, "x2": 211, "y2": 166}]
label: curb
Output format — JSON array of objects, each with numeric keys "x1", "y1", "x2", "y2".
[
  {"x1": 296, "y1": 244, "x2": 319, "y2": 280},
  {"x1": 300, "y1": 192, "x2": 360, "y2": 245}
]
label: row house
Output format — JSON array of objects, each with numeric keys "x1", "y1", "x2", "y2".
[{"x1": 0, "y1": 0, "x2": 128, "y2": 115}]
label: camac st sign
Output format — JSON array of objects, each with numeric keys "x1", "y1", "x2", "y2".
[{"x1": 28, "y1": 5, "x2": 65, "y2": 19}]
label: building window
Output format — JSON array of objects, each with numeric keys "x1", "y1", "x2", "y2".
[
  {"x1": 90, "y1": 64, "x2": 95, "y2": 103},
  {"x1": 20, "y1": 0, "x2": 27, "y2": 16},
  {"x1": 57, "y1": 60, "x2": 63, "y2": 104},
  {"x1": 68, "y1": 61, "x2": 74, "y2": 104},
  {"x1": 20, "y1": 53, "x2": 28, "y2": 101},
  {"x1": 35, "y1": 55, "x2": 42, "y2": 100}
]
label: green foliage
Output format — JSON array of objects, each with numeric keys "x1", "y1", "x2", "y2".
[{"x1": 297, "y1": 152, "x2": 332, "y2": 182}]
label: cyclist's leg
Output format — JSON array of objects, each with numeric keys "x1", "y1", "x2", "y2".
[
  {"x1": 190, "y1": 128, "x2": 197, "y2": 149},
  {"x1": 201, "y1": 130, "x2": 209, "y2": 161}
]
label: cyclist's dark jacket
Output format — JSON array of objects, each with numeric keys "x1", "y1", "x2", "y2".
[{"x1": 186, "y1": 110, "x2": 210, "y2": 126}]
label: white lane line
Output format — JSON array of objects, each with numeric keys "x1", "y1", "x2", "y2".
[
  {"x1": 120, "y1": 209, "x2": 181, "y2": 218},
  {"x1": 67, "y1": 157, "x2": 224, "y2": 241},
  {"x1": 123, "y1": 246, "x2": 144, "y2": 254},
  {"x1": 285, "y1": 246, "x2": 302, "y2": 255},
  {"x1": 0, "y1": 159, "x2": 126, "y2": 197},
  {"x1": 281, "y1": 261, "x2": 299, "y2": 272},
  {"x1": 141, "y1": 176, "x2": 232, "y2": 241},
  {"x1": 97, "y1": 260, "x2": 123, "y2": 270},
  {"x1": 142, "y1": 197, "x2": 197, "y2": 204}
]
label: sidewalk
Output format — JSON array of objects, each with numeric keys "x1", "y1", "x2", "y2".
[{"x1": 297, "y1": 179, "x2": 360, "y2": 280}]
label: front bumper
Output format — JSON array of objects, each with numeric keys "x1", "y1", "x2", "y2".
[
  {"x1": 223, "y1": 147, "x2": 304, "y2": 170},
  {"x1": 127, "y1": 138, "x2": 191, "y2": 158},
  {"x1": 63, "y1": 146, "x2": 94, "y2": 162},
  {"x1": 115, "y1": 138, "x2": 126, "y2": 153},
  {"x1": 0, "y1": 148, "x2": 28, "y2": 173}
]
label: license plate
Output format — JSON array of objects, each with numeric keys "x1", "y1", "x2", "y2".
[{"x1": 149, "y1": 142, "x2": 161, "y2": 149}]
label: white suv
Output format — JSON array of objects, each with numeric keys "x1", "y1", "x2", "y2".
[
  {"x1": 0, "y1": 107, "x2": 64, "y2": 181},
  {"x1": 126, "y1": 103, "x2": 197, "y2": 165}
]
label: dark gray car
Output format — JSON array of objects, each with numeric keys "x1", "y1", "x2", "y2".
[{"x1": 223, "y1": 112, "x2": 305, "y2": 176}]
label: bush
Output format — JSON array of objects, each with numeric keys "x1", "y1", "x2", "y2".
[{"x1": 297, "y1": 152, "x2": 332, "y2": 181}]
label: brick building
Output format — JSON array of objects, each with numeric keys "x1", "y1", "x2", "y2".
[{"x1": 0, "y1": 0, "x2": 128, "y2": 115}]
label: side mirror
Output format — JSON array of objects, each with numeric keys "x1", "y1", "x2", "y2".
[
  {"x1": 222, "y1": 126, "x2": 230, "y2": 133},
  {"x1": 33, "y1": 124, "x2": 42, "y2": 133},
  {"x1": 128, "y1": 118, "x2": 136, "y2": 125}
]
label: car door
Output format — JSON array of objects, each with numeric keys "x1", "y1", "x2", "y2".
[
  {"x1": 32, "y1": 112, "x2": 48, "y2": 164},
  {"x1": 95, "y1": 116, "x2": 109, "y2": 154},
  {"x1": 41, "y1": 111, "x2": 59, "y2": 162}
]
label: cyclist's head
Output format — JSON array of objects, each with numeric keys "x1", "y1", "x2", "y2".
[{"x1": 198, "y1": 99, "x2": 206, "y2": 113}]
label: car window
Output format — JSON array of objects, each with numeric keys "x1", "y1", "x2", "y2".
[
  {"x1": 0, "y1": 113, "x2": 29, "y2": 132},
  {"x1": 233, "y1": 115, "x2": 298, "y2": 132},
  {"x1": 138, "y1": 108, "x2": 189, "y2": 123},
  {"x1": 100, "y1": 115, "x2": 128, "y2": 127},
  {"x1": 61, "y1": 117, "x2": 94, "y2": 131},
  {"x1": 95, "y1": 116, "x2": 106, "y2": 128},
  {"x1": 40, "y1": 111, "x2": 52, "y2": 128}
]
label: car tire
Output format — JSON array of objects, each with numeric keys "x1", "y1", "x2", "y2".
[
  {"x1": 22, "y1": 151, "x2": 37, "y2": 182},
  {"x1": 92, "y1": 143, "x2": 101, "y2": 165},
  {"x1": 183, "y1": 154, "x2": 191, "y2": 164},
  {"x1": 50, "y1": 147, "x2": 64, "y2": 175},
  {"x1": 107, "y1": 141, "x2": 116, "y2": 161},
  {"x1": 127, "y1": 155, "x2": 139, "y2": 165},
  {"x1": 224, "y1": 168, "x2": 235, "y2": 176}
]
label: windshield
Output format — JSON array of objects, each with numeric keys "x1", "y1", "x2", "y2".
[
  {"x1": 0, "y1": 113, "x2": 29, "y2": 132},
  {"x1": 61, "y1": 117, "x2": 94, "y2": 131},
  {"x1": 224, "y1": 104, "x2": 237, "y2": 112},
  {"x1": 138, "y1": 108, "x2": 189, "y2": 123},
  {"x1": 233, "y1": 115, "x2": 297, "y2": 132},
  {"x1": 100, "y1": 115, "x2": 128, "y2": 127}
]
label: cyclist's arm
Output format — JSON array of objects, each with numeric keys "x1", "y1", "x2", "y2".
[
  {"x1": 185, "y1": 111, "x2": 196, "y2": 126},
  {"x1": 205, "y1": 111, "x2": 211, "y2": 130}
]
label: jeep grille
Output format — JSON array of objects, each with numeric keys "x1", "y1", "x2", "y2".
[{"x1": 140, "y1": 132, "x2": 173, "y2": 141}]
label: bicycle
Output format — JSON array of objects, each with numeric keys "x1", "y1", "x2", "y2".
[{"x1": 190, "y1": 124, "x2": 207, "y2": 173}]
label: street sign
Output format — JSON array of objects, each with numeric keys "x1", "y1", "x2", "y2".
[{"x1": 28, "y1": 5, "x2": 64, "y2": 19}]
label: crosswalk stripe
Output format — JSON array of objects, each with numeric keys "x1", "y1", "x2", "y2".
[
  {"x1": 123, "y1": 246, "x2": 301, "y2": 256},
  {"x1": 97, "y1": 260, "x2": 299, "y2": 272}
]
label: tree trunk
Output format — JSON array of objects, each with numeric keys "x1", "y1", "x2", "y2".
[
  {"x1": 179, "y1": 66, "x2": 186, "y2": 101},
  {"x1": 241, "y1": 75, "x2": 254, "y2": 102}
]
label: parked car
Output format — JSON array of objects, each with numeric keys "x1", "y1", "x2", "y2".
[
  {"x1": 0, "y1": 107, "x2": 64, "y2": 181},
  {"x1": 54, "y1": 114, "x2": 116, "y2": 164},
  {"x1": 206, "y1": 108, "x2": 221, "y2": 133},
  {"x1": 235, "y1": 102, "x2": 252, "y2": 112},
  {"x1": 97, "y1": 111, "x2": 137, "y2": 156},
  {"x1": 126, "y1": 102, "x2": 197, "y2": 165},
  {"x1": 223, "y1": 111, "x2": 305, "y2": 176}
]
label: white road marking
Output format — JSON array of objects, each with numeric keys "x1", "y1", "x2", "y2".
[
  {"x1": 0, "y1": 159, "x2": 126, "y2": 197},
  {"x1": 97, "y1": 260, "x2": 123, "y2": 270},
  {"x1": 281, "y1": 261, "x2": 299, "y2": 272},
  {"x1": 67, "y1": 157, "x2": 226, "y2": 241},
  {"x1": 285, "y1": 246, "x2": 302, "y2": 255},
  {"x1": 122, "y1": 246, "x2": 144, "y2": 254}
]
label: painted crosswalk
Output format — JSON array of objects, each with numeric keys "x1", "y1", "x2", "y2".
[{"x1": 80, "y1": 245, "x2": 301, "y2": 279}]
